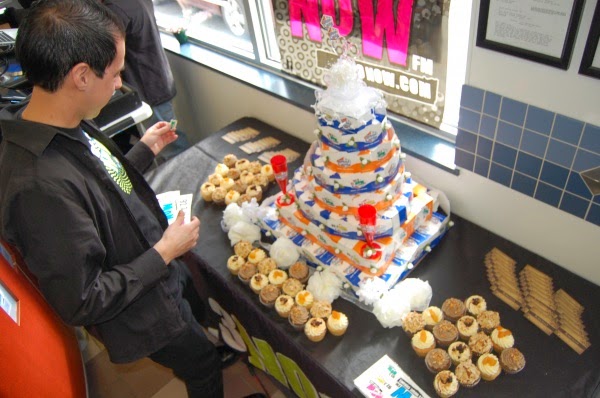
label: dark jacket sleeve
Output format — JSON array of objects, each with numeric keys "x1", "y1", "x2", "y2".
[
  {"x1": 6, "y1": 178, "x2": 168, "y2": 326},
  {"x1": 126, "y1": 140, "x2": 156, "y2": 173}
]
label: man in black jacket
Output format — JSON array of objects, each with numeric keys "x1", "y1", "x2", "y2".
[{"x1": 0, "y1": 0, "x2": 222, "y2": 396}]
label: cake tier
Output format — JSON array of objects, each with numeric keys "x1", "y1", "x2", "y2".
[
  {"x1": 296, "y1": 166, "x2": 405, "y2": 209},
  {"x1": 317, "y1": 113, "x2": 389, "y2": 152},
  {"x1": 318, "y1": 133, "x2": 402, "y2": 170},
  {"x1": 260, "y1": 195, "x2": 447, "y2": 282}
]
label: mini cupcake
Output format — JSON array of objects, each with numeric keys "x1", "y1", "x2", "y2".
[
  {"x1": 211, "y1": 187, "x2": 227, "y2": 205},
  {"x1": 295, "y1": 290, "x2": 314, "y2": 309},
  {"x1": 226, "y1": 255, "x2": 245, "y2": 275},
  {"x1": 433, "y1": 370, "x2": 459, "y2": 398},
  {"x1": 402, "y1": 311, "x2": 425, "y2": 337},
  {"x1": 215, "y1": 163, "x2": 229, "y2": 177},
  {"x1": 477, "y1": 353, "x2": 501, "y2": 381},
  {"x1": 259, "y1": 284, "x2": 281, "y2": 307},
  {"x1": 465, "y1": 295, "x2": 487, "y2": 316},
  {"x1": 448, "y1": 341, "x2": 471, "y2": 365},
  {"x1": 247, "y1": 248, "x2": 267, "y2": 264},
  {"x1": 246, "y1": 184, "x2": 263, "y2": 202},
  {"x1": 225, "y1": 190, "x2": 240, "y2": 206},
  {"x1": 257, "y1": 258, "x2": 277, "y2": 275},
  {"x1": 234, "y1": 240, "x2": 253, "y2": 259},
  {"x1": 237, "y1": 193, "x2": 252, "y2": 205},
  {"x1": 422, "y1": 306, "x2": 444, "y2": 331},
  {"x1": 220, "y1": 177, "x2": 235, "y2": 191},
  {"x1": 455, "y1": 360, "x2": 481, "y2": 388},
  {"x1": 310, "y1": 300, "x2": 332, "y2": 319},
  {"x1": 253, "y1": 174, "x2": 269, "y2": 189},
  {"x1": 261, "y1": 164, "x2": 275, "y2": 182},
  {"x1": 231, "y1": 180, "x2": 247, "y2": 193},
  {"x1": 491, "y1": 326, "x2": 515, "y2": 353},
  {"x1": 477, "y1": 310, "x2": 501, "y2": 334},
  {"x1": 304, "y1": 317, "x2": 327, "y2": 342},
  {"x1": 200, "y1": 182, "x2": 216, "y2": 201},
  {"x1": 499, "y1": 347, "x2": 525, "y2": 374},
  {"x1": 288, "y1": 304, "x2": 309, "y2": 330},
  {"x1": 227, "y1": 168, "x2": 241, "y2": 180},
  {"x1": 238, "y1": 262, "x2": 257, "y2": 284},
  {"x1": 411, "y1": 330, "x2": 436, "y2": 358},
  {"x1": 240, "y1": 170, "x2": 255, "y2": 185},
  {"x1": 249, "y1": 273, "x2": 268, "y2": 294},
  {"x1": 268, "y1": 269, "x2": 288, "y2": 287},
  {"x1": 326, "y1": 311, "x2": 348, "y2": 336},
  {"x1": 208, "y1": 173, "x2": 223, "y2": 186},
  {"x1": 456, "y1": 315, "x2": 479, "y2": 341},
  {"x1": 424, "y1": 348, "x2": 451, "y2": 374},
  {"x1": 282, "y1": 278, "x2": 304, "y2": 297},
  {"x1": 441, "y1": 297, "x2": 466, "y2": 322},
  {"x1": 275, "y1": 295, "x2": 294, "y2": 318},
  {"x1": 468, "y1": 332, "x2": 493, "y2": 358},
  {"x1": 235, "y1": 158, "x2": 250, "y2": 171},
  {"x1": 223, "y1": 153, "x2": 238, "y2": 168},
  {"x1": 289, "y1": 261, "x2": 310, "y2": 283},
  {"x1": 248, "y1": 161, "x2": 262, "y2": 174},
  {"x1": 432, "y1": 320, "x2": 458, "y2": 348}
]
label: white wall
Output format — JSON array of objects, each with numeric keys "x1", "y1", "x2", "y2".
[{"x1": 166, "y1": 1, "x2": 600, "y2": 285}]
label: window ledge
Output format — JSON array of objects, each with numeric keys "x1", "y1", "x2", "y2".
[{"x1": 161, "y1": 34, "x2": 458, "y2": 175}]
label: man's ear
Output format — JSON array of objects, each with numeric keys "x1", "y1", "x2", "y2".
[{"x1": 70, "y1": 62, "x2": 92, "y2": 91}]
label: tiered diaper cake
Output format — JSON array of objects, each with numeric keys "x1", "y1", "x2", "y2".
[{"x1": 259, "y1": 55, "x2": 449, "y2": 294}]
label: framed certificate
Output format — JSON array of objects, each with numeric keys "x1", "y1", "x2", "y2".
[
  {"x1": 579, "y1": 1, "x2": 600, "y2": 78},
  {"x1": 476, "y1": 0, "x2": 585, "y2": 69}
]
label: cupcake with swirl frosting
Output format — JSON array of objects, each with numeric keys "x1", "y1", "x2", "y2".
[
  {"x1": 433, "y1": 370, "x2": 459, "y2": 398},
  {"x1": 411, "y1": 330, "x2": 436, "y2": 358},
  {"x1": 456, "y1": 315, "x2": 479, "y2": 341},
  {"x1": 477, "y1": 353, "x2": 501, "y2": 381},
  {"x1": 448, "y1": 341, "x2": 471, "y2": 365},
  {"x1": 465, "y1": 295, "x2": 487, "y2": 316},
  {"x1": 490, "y1": 326, "x2": 514, "y2": 353},
  {"x1": 422, "y1": 306, "x2": 444, "y2": 331},
  {"x1": 499, "y1": 347, "x2": 526, "y2": 374}
]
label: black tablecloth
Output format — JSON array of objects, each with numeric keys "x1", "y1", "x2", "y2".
[{"x1": 145, "y1": 117, "x2": 600, "y2": 398}]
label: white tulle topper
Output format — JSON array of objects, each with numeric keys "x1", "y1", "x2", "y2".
[
  {"x1": 307, "y1": 267, "x2": 343, "y2": 303},
  {"x1": 269, "y1": 237, "x2": 299, "y2": 269}
]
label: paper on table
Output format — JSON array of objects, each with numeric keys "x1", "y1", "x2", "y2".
[{"x1": 354, "y1": 355, "x2": 429, "y2": 398}]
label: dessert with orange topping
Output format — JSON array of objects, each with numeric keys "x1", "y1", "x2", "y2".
[
  {"x1": 247, "y1": 248, "x2": 267, "y2": 264},
  {"x1": 411, "y1": 330, "x2": 436, "y2": 357},
  {"x1": 295, "y1": 290, "x2": 314, "y2": 309},
  {"x1": 268, "y1": 269, "x2": 288, "y2": 287},
  {"x1": 477, "y1": 353, "x2": 501, "y2": 380},
  {"x1": 490, "y1": 326, "x2": 514, "y2": 353},
  {"x1": 422, "y1": 306, "x2": 444, "y2": 330},
  {"x1": 326, "y1": 310, "x2": 348, "y2": 336}
]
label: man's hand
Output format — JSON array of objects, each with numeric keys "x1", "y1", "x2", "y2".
[
  {"x1": 140, "y1": 121, "x2": 178, "y2": 156},
  {"x1": 153, "y1": 211, "x2": 200, "y2": 265}
]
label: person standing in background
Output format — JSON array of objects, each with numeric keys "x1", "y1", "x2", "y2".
[{"x1": 103, "y1": 0, "x2": 191, "y2": 162}]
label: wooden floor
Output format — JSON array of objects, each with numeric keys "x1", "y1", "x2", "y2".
[{"x1": 80, "y1": 328, "x2": 287, "y2": 398}]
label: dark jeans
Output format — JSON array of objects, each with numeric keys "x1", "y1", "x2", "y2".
[{"x1": 149, "y1": 297, "x2": 223, "y2": 398}]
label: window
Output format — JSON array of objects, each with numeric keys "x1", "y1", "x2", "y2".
[{"x1": 153, "y1": 0, "x2": 470, "y2": 141}]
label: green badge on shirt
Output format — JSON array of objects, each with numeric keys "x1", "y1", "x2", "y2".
[{"x1": 84, "y1": 132, "x2": 133, "y2": 195}]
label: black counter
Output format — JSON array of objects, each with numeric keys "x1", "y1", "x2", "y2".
[{"x1": 145, "y1": 117, "x2": 600, "y2": 398}]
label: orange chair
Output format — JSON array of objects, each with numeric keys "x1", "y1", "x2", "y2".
[{"x1": 0, "y1": 239, "x2": 87, "y2": 398}]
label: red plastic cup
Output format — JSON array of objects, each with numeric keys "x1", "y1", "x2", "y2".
[
  {"x1": 271, "y1": 155, "x2": 288, "y2": 194},
  {"x1": 358, "y1": 204, "x2": 377, "y2": 245}
]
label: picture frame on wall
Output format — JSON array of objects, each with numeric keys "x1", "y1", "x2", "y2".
[
  {"x1": 476, "y1": 0, "x2": 585, "y2": 69},
  {"x1": 579, "y1": 1, "x2": 600, "y2": 78}
]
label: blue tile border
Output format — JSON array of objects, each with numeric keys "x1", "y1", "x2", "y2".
[{"x1": 456, "y1": 84, "x2": 600, "y2": 227}]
